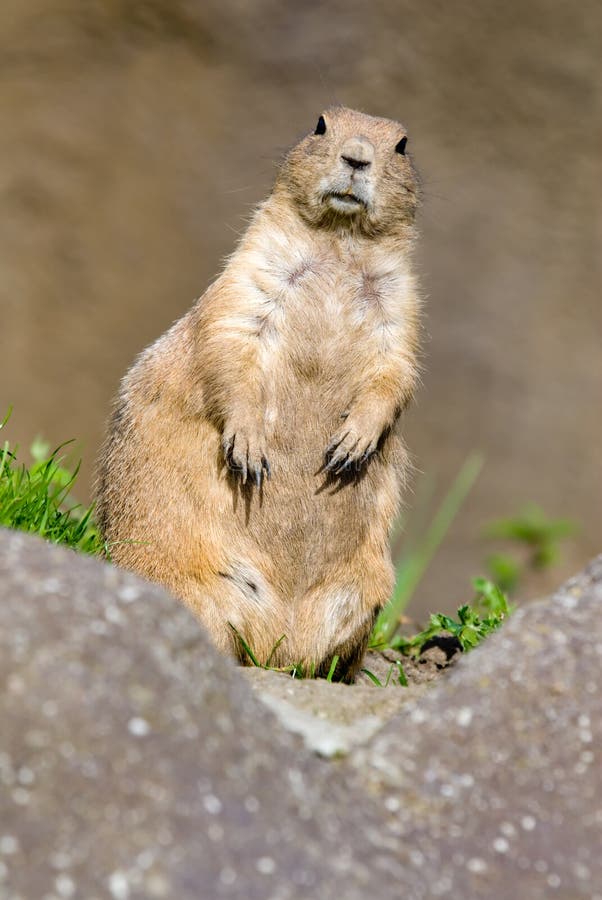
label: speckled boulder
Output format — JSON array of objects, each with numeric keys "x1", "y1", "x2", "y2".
[
  {"x1": 1, "y1": 529, "x2": 602, "y2": 900},
  {"x1": 351, "y1": 555, "x2": 602, "y2": 898},
  {"x1": 0, "y1": 529, "x2": 396, "y2": 900}
]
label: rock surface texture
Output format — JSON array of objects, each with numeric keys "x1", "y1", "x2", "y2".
[
  {"x1": 1, "y1": 529, "x2": 601, "y2": 899},
  {"x1": 349, "y1": 557, "x2": 602, "y2": 898}
]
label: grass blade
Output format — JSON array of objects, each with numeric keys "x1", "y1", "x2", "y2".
[
  {"x1": 374, "y1": 453, "x2": 483, "y2": 645},
  {"x1": 326, "y1": 655, "x2": 340, "y2": 682},
  {"x1": 395, "y1": 660, "x2": 408, "y2": 686},
  {"x1": 265, "y1": 634, "x2": 287, "y2": 667},
  {"x1": 361, "y1": 667, "x2": 384, "y2": 687},
  {"x1": 227, "y1": 622, "x2": 261, "y2": 667}
]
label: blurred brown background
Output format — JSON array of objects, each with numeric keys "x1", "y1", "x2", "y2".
[{"x1": 1, "y1": 0, "x2": 600, "y2": 617}]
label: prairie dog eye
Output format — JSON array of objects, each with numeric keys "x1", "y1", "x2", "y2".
[
  {"x1": 314, "y1": 115, "x2": 327, "y2": 135},
  {"x1": 395, "y1": 136, "x2": 408, "y2": 155}
]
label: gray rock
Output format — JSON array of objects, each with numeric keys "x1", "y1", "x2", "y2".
[
  {"x1": 0, "y1": 530, "x2": 388, "y2": 900},
  {"x1": 243, "y1": 668, "x2": 414, "y2": 757},
  {"x1": 351, "y1": 555, "x2": 602, "y2": 898},
  {"x1": 1, "y1": 529, "x2": 601, "y2": 899},
  {"x1": 243, "y1": 646, "x2": 457, "y2": 757}
]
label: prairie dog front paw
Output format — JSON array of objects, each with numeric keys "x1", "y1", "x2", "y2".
[
  {"x1": 324, "y1": 409, "x2": 384, "y2": 475},
  {"x1": 222, "y1": 418, "x2": 271, "y2": 486}
]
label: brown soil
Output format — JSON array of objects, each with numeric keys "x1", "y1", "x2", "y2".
[{"x1": 358, "y1": 636, "x2": 462, "y2": 689}]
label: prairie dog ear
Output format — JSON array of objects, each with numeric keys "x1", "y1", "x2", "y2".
[
  {"x1": 395, "y1": 136, "x2": 408, "y2": 155},
  {"x1": 314, "y1": 115, "x2": 327, "y2": 135}
]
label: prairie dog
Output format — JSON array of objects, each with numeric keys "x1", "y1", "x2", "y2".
[{"x1": 95, "y1": 106, "x2": 420, "y2": 682}]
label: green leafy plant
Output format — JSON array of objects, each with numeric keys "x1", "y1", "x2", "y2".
[
  {"x1": 0, "y1": 411, "x2": 104, "y2": 555},
  {"x1": 485, "y1": 552, "x2": 522, "y2": 593},
  {"x1": 485, "y1": 504, "x2": 576, "y2": 592},
  {"x1": 390, "y1": 577, "x2": 512, "y2": 655}
]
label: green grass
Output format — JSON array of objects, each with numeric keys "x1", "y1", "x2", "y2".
[
  {"x1": 227, "y1": 622, "x2": 320, "y2": 678},
  {"x1": 0, "y1": 411, "x2": 104, "y2": 555},
  {"x1": 361, "y1": 660, "x2": 408, "y2": 687}
]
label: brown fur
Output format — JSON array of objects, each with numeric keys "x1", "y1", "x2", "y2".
[{"x1": 95, "y1": 107, "x2": 421, "y2": 682}]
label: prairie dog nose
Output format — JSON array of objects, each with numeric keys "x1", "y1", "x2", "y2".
[{"x1": 340, "y1": 136, "x2": 374, "y2": 171}]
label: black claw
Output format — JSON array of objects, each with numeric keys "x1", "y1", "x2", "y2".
[
  {"x1": 325, "y1": 431, "x2": 349, "y2": 459},
  {"x1": 254, "y1": 469, "x2": 262, "y2": 488},
  {"x1": 261, "y1": 456, "x2": 272, "y2": 479},
  {"x1": 334, "y1": 457, "x2": 353, "y2": 475},
  {"x1": 324, "y1": 455, "x2": 340, "y2": 474},
  {"x1": 325, "y1": 452, "x2": 347, "y2": 474},
  {"x1": 355, "y1": 449, "x2": 376, "y2": 470}
]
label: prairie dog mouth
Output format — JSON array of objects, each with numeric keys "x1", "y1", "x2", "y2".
[{"x1": 324, "y1": 191, "x2": 366, "y2": 213}]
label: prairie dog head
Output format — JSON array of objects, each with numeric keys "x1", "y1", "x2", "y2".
[{"x1": 276, "y1": 106, "x2": 418, "y2": 237}]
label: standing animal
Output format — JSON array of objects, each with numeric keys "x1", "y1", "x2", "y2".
[{"x1": 95, "y1": 106, "x2": 420, "y2": 682}]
